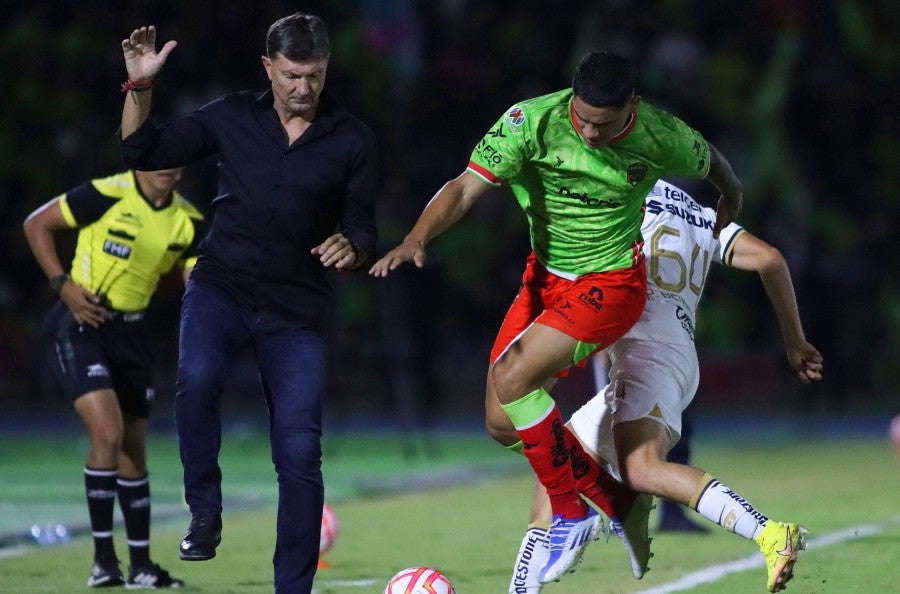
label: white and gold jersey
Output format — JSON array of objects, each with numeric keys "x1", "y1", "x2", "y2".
[{"x1": 624, "y1": 180, "x2": 744, "y2": 346}]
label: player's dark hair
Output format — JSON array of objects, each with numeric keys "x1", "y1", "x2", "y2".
[
  {"x1": 572, "y1": 50, "x2": 635, "y2": 108},
  {"x1": 266, "y1": 13, "x2": 330, "y2": 61}
]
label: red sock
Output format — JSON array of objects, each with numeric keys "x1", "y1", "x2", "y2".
[
  {"x1": 517, "y1": 407, "x2": 587, "y2": 519},
  {"x1": 565, "y1": 426, "x2": 636, "y2": 520}
]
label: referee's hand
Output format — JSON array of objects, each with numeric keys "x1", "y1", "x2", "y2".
[{"x1": 60, "y1": 283, "x2": 107, "y2": 328}]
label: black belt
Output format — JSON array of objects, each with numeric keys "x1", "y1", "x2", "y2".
[{"x1": 103, "y1": 309, "x2": 145, "y2": 323}]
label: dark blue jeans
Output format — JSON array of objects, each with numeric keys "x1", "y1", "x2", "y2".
[{"x1": 176, "y1": 280, "x2": 324, "y2": 593}]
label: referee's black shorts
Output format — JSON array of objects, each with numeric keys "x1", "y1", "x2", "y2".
[{"x1": 42, "y1": 300, "x2": 154, "y2": 418}]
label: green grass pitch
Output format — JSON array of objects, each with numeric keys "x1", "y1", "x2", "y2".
[{"x1": 1, "y1": 424, "x2": 898, "y2": 592}]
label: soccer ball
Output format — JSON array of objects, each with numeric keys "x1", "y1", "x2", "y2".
[
  {"x1": 320, "y1": 502, "x2": 339, "y2": 555},
  {"x1": 383, "y1": 566, "x2": 456, "y2": 594}
]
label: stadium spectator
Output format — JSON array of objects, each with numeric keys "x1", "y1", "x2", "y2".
[
  {"x1": 370, "y1": 49, "x2": 743, "y2": 581},
  {"x1": 117, "y1": 13, "x2": 377, "y2": 593},
  {"x1": 508, "y1": 180, "x2": 821, "y2": 594},
  {"x1": 22, "y1": 168, "x2": 200, "y2": 588}
]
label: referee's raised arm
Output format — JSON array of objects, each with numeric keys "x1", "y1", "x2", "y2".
[{"x1": 119, "y1": 25, "x2": 177, "y2": 139}]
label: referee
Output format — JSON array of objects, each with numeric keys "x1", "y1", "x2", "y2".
[{"x1": 23, "y1": 167, "x2": 203, "y2": 589}]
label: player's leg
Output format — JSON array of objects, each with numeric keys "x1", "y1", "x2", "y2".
[
  {"x1": 492, "y1": 287, "x2": 645, "y2": 521},
  {"x1": 657, "y1": 413, "x2": 707, "y2": 532},
  {"x1": 508, "y1": 430, "x2": 611, "y2": 594},
  {"x1": 508, "y1": 479, "x2": 552, "y2": 594},
  {"x1": 615, "y1": 417, "x2": 806, "y2": 591},
  {"x1": 493, "y1": 322, "x2": 601, "y2": 583},
  {"x1": 681, "y1": 462, "x2": 806, "y2": 591},
  {"x1": 487, "y1": 255, "x2": 589, "y2": 518},
  {"x1": 490, "y1": 350, "x2": 635, "y2": 524},
  {"x1": 492, "y1": 322, "x2": 588, "y2": 517},
  {"x1": 493, "y1": 258, "x2": 645, "y2": 582},
  {"x1": 516, "y1": 263, "x2": 647, "y2": 522},
  {"x1": 74, "y1": 389, "x2": 126, "y2": 587},
  {"x1": 592, "y1": 338, "x2": 699, "y2": 579},
  {"x1": 568, "y1": 385, "x2": 654, "y2": 579},
  {"x1": 255, "y1": 327, "x2": 327, "y2": 594},
  {"x1": 485, "y1": 362, "x2": 559, "y2": 449},
  {"x1": 614, "y1": 417, "x2": 704, "y2": 503}
]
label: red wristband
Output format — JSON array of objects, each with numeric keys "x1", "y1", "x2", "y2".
[{"x1": 121, "y1": 78, "x2": 153, "y2": 93}]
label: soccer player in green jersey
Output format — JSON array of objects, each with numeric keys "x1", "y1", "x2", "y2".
[
  {"x1": 370, "y1": 50, "x2": 743, "y2": 581},
  {"x1": 23, "y1": 168, "x2": 202, "y2": 589}
]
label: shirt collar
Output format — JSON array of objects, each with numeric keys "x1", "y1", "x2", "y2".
[
  {"x1": 253, "y1": 89, "x2": 339, "y2": 121},
  {"x1": 568, "y1": 99, "x2": 639, "y2": 145}
]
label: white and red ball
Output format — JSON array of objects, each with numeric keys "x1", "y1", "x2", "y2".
[
  {"x1": 383, "y1": 566, "x2": 456, "y2": 594},
  {"x1": 319, "y1": 502, "x2": 339, "y2": 555}
]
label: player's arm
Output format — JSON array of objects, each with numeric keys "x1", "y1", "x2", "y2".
[
  {"x1": 729, "y1": 231, "x2": 823, "y2": 383},
  {"x1": 22, "y1": 199, "x2": 106, "y2": 327},
  {"x1": 368, "y1": 171, "x2": 491, "y2": 277},
  {"x1": 120, "y1": 26, "x2": 177, "y2": 139},
  {"x1": 705, "y1": 142, "x2": 743, "y2": 240}
]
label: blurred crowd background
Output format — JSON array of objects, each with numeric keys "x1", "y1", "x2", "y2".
[{"x1": 1, "y1": 1, "x2": 897, "y2": 430}]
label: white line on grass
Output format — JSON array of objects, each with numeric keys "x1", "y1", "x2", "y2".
[
  {"x1": 635, "y1": 516, "x2": 900, "y2": 594},
  {"x1": 315, "y1": 578, "x2": 379, "y2": 589},
  {"x1": 0, "y1": 546, "x2": 32, "y2": 560}
]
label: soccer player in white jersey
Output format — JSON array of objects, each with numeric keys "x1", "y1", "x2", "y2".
[{"x1": 507, "y1": 180, "x2": 822, "y2": 594}]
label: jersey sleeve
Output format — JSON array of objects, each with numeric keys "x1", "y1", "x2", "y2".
[
  {"x1": 466, "y1": 105, "x2": 533, "y2": 185},
  {"x1": 664, "y1": 114, "x2": 711, "y2": 180},
  {"x1": 714, "y1": 221, "x2": 745, "y2": 266},
  {"x1": 58, "y1": 180, "x2": 118, "y2": 227}
]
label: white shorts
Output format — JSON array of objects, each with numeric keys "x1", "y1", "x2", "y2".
[{"x1": 569, "y1": 338, "x2": 699, "y2": 481}]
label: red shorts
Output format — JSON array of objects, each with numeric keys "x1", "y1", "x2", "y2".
[{"x1": 490, "y1": 252, "x2": 647, "y2": 373}]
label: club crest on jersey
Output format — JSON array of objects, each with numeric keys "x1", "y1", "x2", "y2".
[
  {"x1": 506, "y1": 107, "x2": 526, "y2": 127},
  {"x1": 627, "y1": 162, "x2": 649, "y2": 185}
]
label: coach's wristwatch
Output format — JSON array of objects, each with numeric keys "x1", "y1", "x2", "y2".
[{"x1": 49, "y1": 273, "x2": 70, "y2": 293}]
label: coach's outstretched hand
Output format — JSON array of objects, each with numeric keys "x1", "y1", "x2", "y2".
[{"x1": 121, "y1": 26, "x2": 177, "y2": 83}]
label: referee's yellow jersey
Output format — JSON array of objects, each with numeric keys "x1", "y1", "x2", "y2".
[{"x1": 58, "y1": 171, "x2": 204, "y2": 312}]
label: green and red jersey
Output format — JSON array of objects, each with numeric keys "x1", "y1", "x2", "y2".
[{"x1": 467, "y1": 88, "x2": 710, "y2": 275}]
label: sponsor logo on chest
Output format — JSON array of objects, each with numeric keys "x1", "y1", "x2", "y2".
[
  {"x1": 103, "y1": 239, "x2": 132, "y2": 259},
  {"x1": 558, "y1": 186, "x2": 620, "y2": 208}
]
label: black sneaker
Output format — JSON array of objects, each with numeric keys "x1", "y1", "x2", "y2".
[
  {"x1": 87, "y1": 558, "x2": 125, "y2": 588},
  {"x1": 126, "y1": 563, "x2": 185, "y2": 589},
  {"x1": 179, "y1": 513, "x2": 222, "y2": 561}
]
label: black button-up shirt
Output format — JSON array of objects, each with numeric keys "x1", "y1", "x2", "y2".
[{"x1": 120, "y1": 89, "x2": 378, "y2": 332}]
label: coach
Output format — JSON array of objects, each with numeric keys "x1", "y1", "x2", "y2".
[{"x1": 117, "y1": 13, "x2": 378, "y2": 593}]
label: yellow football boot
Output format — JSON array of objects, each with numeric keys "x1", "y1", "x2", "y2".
[{"x1": 755, "y1": 521, "x2": 807, "y2": 592}]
